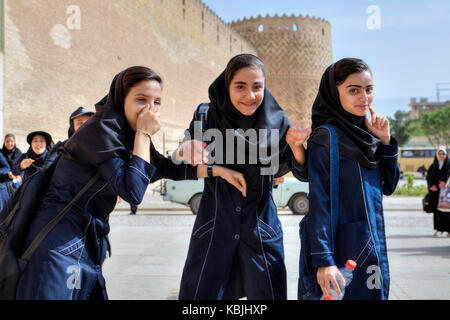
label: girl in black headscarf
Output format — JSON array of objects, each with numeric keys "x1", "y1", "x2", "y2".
[
  {"x1": 426, "y1": 147, "x2": 450, "y2": 236},
  {"x1": 1, "y1": 134, "x2": 23, "y2": 169},
  {"x1": 298, "y1": 58, "x2": 400, "y2": 300},
  {"x1": 16, "y1": 66, "x2": 246, "y2": 300},
  {"x1": 1, "y1": 134, "x2": 23, "y2": 196},
  {"x1": 11, "y1": 131, "x2": 57, "y2": 181},
  {"x1": 175, "y1": 54, "x2": 310, "y2": 300}
]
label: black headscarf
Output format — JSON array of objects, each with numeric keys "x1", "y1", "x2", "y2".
[
  {"x1": 1, "y1": 133, "x2": 23, "y2": 168},
  {"x1": 310, "y1": 63, "x2": 381, "y2": 168},
  {"x1": 25, "y1": 131, "x2": 54, "y2": 167},
  {"x1": 61, "y1": 69, "x2": 136, "y2": 165},
  {"x1": 208, "y1": 71, "x2": 291, "y2": 168},
  {"x1": 68, "y1": 107, "x2": 95, "y2": 138},
  {"x1": 430, "y1": 148, "x2": 449, "y2": 181}
]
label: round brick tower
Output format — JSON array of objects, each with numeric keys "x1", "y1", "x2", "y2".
[{"x1": 230, "y1": 14, "x2": 333, "y2": 127}]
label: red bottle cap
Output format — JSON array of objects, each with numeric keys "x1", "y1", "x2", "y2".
[
  {"x1": 323, "y1": 296, "x2": 334, "y2": 300},
  {"x1": 345, "y1": 259, "x2": 357, "y2": 270}
]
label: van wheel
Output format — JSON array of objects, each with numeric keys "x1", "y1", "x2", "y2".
[
  {"x1": 288, "y1": 193, "x2": 309, "y2": 215},
  {"x1": 189, "y1": 193, "x2": 202, "y2": 215}
]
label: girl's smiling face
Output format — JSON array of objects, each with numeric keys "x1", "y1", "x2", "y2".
[
  {"x1": 337, "y1": 70, "x2": 374, "y2": 117},
  {"x1": 228, "y1": 67, "x2": 265, "y2": 116},
  {"x1": 31, "y1": 135, "x2": 47, "y2": 155},
  {"x1": 4, "y1": 136, "x2": 15, "y2": 150}
]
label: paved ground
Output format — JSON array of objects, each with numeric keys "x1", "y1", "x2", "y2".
[{"x1": 102, "y1": 200, "x2": 450, "y2": 300}]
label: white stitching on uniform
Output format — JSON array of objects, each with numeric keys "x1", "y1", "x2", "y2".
[
  {"x1": 257, "y1": 175, "x2": 275, "y2": 300},
  {"x1": 130, "y1": 165, "x2": 150, "y2": 182},
  {"x1": 192, "y1": 218, "x2": 215, "y2": 237},
  {"x1": 358, "y1": 163, "x2": 383, "y2": 293},
  {"x1": 194, "y1": 178, "x2": 218, "y2": 299}
]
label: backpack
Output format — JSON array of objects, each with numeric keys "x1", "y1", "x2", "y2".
[
  {"x1": 194, "y1": 103, "x2": 210, "y2": 133},
  {"x1": 0, "y1": 154, "x2": 99, "y2": 299},
  {"x1": 298, "y1": 125, "x2": 340, "y2": 300}
]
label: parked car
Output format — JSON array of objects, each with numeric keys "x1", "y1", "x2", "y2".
[{"x1": 160, "y1": 177, "x2": 309, "y2": 215}]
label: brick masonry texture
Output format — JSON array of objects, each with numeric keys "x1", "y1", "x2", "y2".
[{"x1": 2, "y1": 0, "x2": 331, "y2": 153}]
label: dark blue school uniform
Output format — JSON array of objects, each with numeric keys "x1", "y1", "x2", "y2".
[
  {"x1": 179, "y1": 107, "x2": 307, "y2": 300},
  {"x1": 0, "y1": 153, "x2": 12, "y2": 212},
  {"x1": 12, "y1": 150, "x2": 57, "y2": 181},
  {"x1": 16, "y1": 148, "x2": 196, "y2": 300},
  {"x1": 15, "y1": 67, "x2": 197, "y2": 300},
  {"x1": 303, "y1": 127, "x2": 400, "y2": 300}
]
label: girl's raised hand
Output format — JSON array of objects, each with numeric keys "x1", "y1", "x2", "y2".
[
  {"x1": 286, "y1": 126, "x2": 312, "y2": 148},
  {"x1": 178, "y1": 140, "x2": 209, "y2": 166},
  {"x1": 365, "y1": 106, "x2": 391, "y2": 145}
]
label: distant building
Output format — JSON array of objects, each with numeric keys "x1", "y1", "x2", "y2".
[{"x1": 408, "y1": 97, "x2": 449, "y2": 119}]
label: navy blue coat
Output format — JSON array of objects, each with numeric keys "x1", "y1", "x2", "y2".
[
  {"x1": 12, "y1": 150, "x2": 57, "y2": 181},
  {"x1": 16, "y1": 149, "x2": 197, "y2": 300},
  {"x1": 0, "y1": 153, "x2": 12, "y2": 212},
  {"x1": 179, "y1": 111, "x2": 307, "y2": 300},
  {"x1": 301, "y1": 127, "x2": 400, "y2": 300}
]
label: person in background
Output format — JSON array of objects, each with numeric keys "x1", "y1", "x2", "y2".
[
  {"x1": 426, "y1": 148, "x2": 450, "y2": 237},
  {"x1": 0, "y1": 151, "x2": 13, "y2": 211},
  {"x1": 49, "y1": 106, "x2": 95, "y2": 157},
  {"x1": 11, "y1": 131, "x2": 57, "y2": 181},
  {"x1": 1, "y1": 133, "x2": 23, "y2": 196}
]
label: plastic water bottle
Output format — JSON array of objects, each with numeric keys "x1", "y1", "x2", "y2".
[{"x1": 321, "y1": 259, "x2": 357, "y2": 300}]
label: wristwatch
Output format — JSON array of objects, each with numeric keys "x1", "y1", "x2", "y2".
[{"x1": 207, "y1": 165, "x2": 213, "y2": 178}]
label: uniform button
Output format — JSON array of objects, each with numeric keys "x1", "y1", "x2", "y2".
[
  {"x1": 95, "y1": 265, "x2": 101, "y2": 272},
  {"x1": 235, "y1": 206, "x2": 241, "y2": 213},
  {"x1": 234, "y1": 234, "x2": 240, "y2": 240}
]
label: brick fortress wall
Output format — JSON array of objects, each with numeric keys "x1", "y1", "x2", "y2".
[
  {"x1": 3, "y1": 0, "x2": 257, "y2": 152},
  {"x1": 3, "y1": 1, "x2": 331, "y2": 153}
]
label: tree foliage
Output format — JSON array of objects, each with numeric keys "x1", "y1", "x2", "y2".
[
  {"x1": 387, "y1": 110, "x2": 412, "y2": 146},
  {"x1": 417, "y1": 106, "x2": 450, "y2": 149}
]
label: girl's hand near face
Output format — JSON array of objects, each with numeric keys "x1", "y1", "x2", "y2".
[
  {"x1": 136, "y1": 104, "x2": 161, "y2": 136},
  {"x1": 365, "y1": 107, "x2": 391, "y2": 145},
  {"x1": 285, "y1": 126, "x2": 311, "y2": 166},
  {"x1": 20, "y1": 158, "x2": 35, "y2": 170}
]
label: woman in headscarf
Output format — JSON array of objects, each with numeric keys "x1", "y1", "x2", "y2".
[
  {"x1": 174, "y1": 54, "x2": 310, "y2": 300},
  {"x1": 0, "y1": 134, "x2": 23, "y2": 197},
  {"x1": 298, "y1": 58, "x2": 400, "y2": 300},
  {"x1": 426, "y1": 147, "x2": 450, "y2": 237},
  {"x1": 1, "y1": 134, "x2": 23, "y2": 169},
  {"x1": 16, "y1": 66, "x2": 246, "y2": 300},
  {"x1": 47, "y1": 107, "x2": 95, "y2": 161},
  {"x1": 11, "y1": 131, "x2": 57, "y2": 181}
]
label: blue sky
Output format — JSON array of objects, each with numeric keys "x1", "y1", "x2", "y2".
[{"x1": 202, "y1": 0, "x2": 450, "y2": 117}]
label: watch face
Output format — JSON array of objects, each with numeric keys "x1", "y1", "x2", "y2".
[{"x1": 208, "y1": 165, "x2": 213, "y2": 177}]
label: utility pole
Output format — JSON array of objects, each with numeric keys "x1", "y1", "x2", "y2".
[{"x1": 436, "y1": 83, "x2": 450, "y2": 102}]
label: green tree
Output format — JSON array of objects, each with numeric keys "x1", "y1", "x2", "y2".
[
  {"x1": 387, "y1": 110, "x2": 412, "y2": 146},
  {"x1": 417, "y1": 106, "x2": 450, "y2": 149}
]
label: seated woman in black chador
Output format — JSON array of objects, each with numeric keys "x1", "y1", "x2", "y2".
[
  {"x1": 12, "y1": 131, "x2": 57, "y2": 181},
  {"x1": 16, "y1": 66, "x2": 245, "y2": 300},
  {"x1": 0, "y1": 133, "x2": 23, "y2": 198}
]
